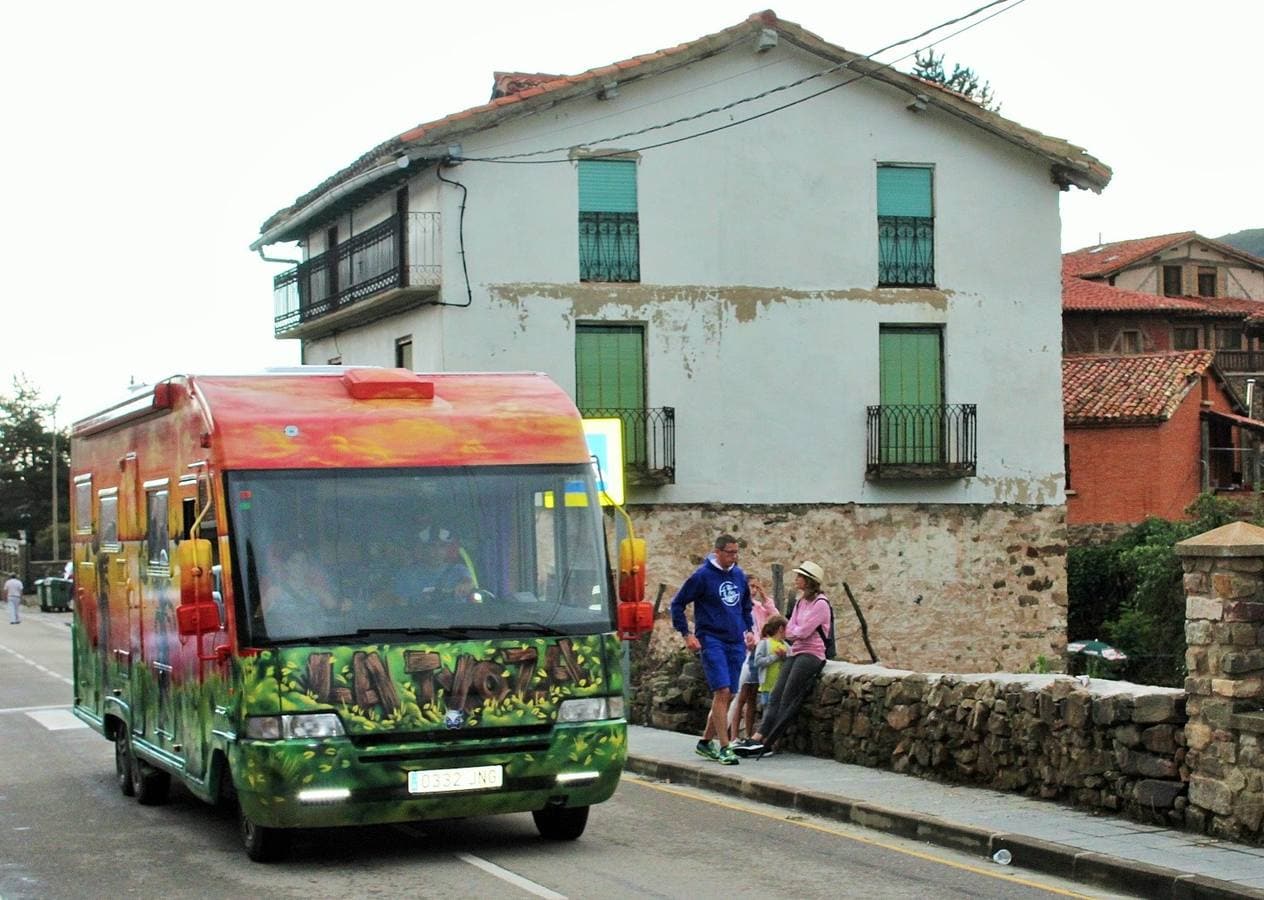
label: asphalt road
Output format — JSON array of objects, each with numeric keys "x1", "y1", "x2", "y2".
[{"x1": 1, "y1": 608, "x2": 1134, "y2": 899}]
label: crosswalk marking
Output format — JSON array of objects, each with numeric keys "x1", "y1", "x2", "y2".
[
  {"x1": 0, "y1": 643, "x2": 74, "y2": 686},
  {"x1": 25, "y1": 708, "x2": 85, "y2": 730}
]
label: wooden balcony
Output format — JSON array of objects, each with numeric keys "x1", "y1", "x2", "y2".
[{"x1": 273, "y1": 211, "x2": 440, "y2": 340}]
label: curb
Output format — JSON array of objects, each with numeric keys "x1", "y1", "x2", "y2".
[{"x1": 625, "y1": 754, "x2": 1264, "y2": 900}]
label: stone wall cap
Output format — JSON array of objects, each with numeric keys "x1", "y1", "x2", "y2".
[
  {"x1": 825, "y1": 662, "x2": 1182, "y2": 697},
  {"x1": 1175, "y1": 521, "x2": 1264, "y2": 557}
]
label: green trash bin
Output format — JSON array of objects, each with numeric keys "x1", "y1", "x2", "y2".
[
  {"x1": 35, "y1": 578, "x2": 48, "y2": 611},
  {"x1": 47, "y1": 577, "x2": 73, "y2": 612}
]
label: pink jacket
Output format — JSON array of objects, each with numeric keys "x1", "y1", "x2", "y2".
[
  {"x1": 785, "y1": 593, "x2": 831, "y2": 660},
  {"x1": 751, "y1": 592, "x2": 779, "y2": 637}
]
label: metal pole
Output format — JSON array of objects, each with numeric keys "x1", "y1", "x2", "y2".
[{"x1": 51, "y1": 398, "x2": 60, "y2": 561}]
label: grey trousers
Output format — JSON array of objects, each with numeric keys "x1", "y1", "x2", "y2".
[
  {"x1": 756, "y1": 653, "x2": 825, "y2": 745},
  {"x1": 7, "y1": 595, "x2": 19, "y2": 623}
]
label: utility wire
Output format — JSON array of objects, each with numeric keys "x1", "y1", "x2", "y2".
[{"x1": 458, "y1": 0, "x2": 1025, "y2": 165}]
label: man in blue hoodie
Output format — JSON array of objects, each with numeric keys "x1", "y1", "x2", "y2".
[{"x1": 670, "y1": 533, "x2": 756, "y2": 765}]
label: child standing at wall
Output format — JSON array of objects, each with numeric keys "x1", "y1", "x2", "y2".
[
  {"x1": 728, "y1": 575, "x2": 780, "y2": 742},
  {"x1": 752, "y1": 615, "x2": 788, "y2": 727}
]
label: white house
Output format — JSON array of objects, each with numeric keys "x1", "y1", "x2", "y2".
[{"x1": 252, "y1": 11, "x2": 1110, "y2": 672}]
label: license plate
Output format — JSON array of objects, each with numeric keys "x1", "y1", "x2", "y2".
[{"x1": 408, "y1": 764, "x2": 503, "y2": 795}]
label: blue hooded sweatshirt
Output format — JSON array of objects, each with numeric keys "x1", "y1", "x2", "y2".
[{"x1": 670, "y1": 555, "x2": 754, "y2": 644}]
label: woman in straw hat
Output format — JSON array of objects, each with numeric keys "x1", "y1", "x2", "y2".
[{"x1": 733, "y1": 560, "x2": 831, "y2": 758}]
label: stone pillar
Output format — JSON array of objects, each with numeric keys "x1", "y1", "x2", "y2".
[{"x1": 1176, "y1": 521, "x2": 1264, "y2": 841}]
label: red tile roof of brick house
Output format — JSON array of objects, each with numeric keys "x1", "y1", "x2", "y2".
[
  {"x1": 254, "y1": 10, "x2": 1111, "y2": 246},
  {"x1": 1062, "y1": 351, "x2": 1215, "y2": 425}
]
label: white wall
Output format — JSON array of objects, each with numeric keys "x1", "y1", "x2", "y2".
[{"x1": 299, "y1": 40, "x2": 1068, "y2": 507}]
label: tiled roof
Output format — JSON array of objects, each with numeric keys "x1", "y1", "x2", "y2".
[
  {"x1": 1061, "y1": 275, "x2": 1264, "y2": 320},
  {"x1": 1062, "y1": 350, "x2": 1214, "y2": 425},
  {"x1": 1062, "y1": 233, "x2": 1194, "y2": 278},
  {"x1": 1063, "y1": 276, "x2": 1208, "y2": 313},
  {"x1": 1063, "y1": 232, "x2": 1264, "y2": 279},
  {"x1": 254, "y1": 10, "x2": 1111, "y2": 244},
  {"x1": 1062, "y1": 272, "x2": 1264, "y2": 321}
]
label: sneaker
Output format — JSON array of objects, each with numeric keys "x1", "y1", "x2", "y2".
[
  {"x1": 717, "y1": 746, "x2": 740, "y2": 766},
  {"x1": 756, "y1": 747, "x2": 775, "y2": 759},
  {"x1": 731, "y1": 741, "x2": 764, "y2": 758},
  {"x1": 730, "y1": 737, "x2": 751, "y2": 749},
  {"x1": 694, "y1": 739, "x2": 719, "y2": 761}
]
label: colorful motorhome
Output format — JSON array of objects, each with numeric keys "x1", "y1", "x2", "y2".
[{"x1": 69, "y1": 368, "x2": 648, "y2": 860}]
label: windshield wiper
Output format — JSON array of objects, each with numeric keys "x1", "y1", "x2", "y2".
[
  {"x1": 357, "y1": 626, "x2": 475, "y2": 639},
  {"x1": 495, "y1": 621, "x2": 568, "y2": 636}
]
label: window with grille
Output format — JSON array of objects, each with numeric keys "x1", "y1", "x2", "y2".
[
  {"x1": 578, "y1": 159, "x2": 639, "y2": 282},
  {"x1": 877, "y1": 165, "x2": 934, "y2": 287}
]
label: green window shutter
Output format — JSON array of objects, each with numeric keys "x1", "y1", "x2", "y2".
[
  {"x1": 578, "y1": 160, "x2": 640, "y2": 282},
  {"x1": 579, "y1": 160, "x2": 638, "y2": 213},
  {"x1": 576, "y1": 325, "x2": 644, "y2": 410},
  {"x1": 879, "y1": 327, "x2": 943, "y2": 463},
  {"x1": 576, "y1": 324, "x2": 646, "y2": 465},
  {"x1": 877, "y1": 166, "x2": 932, "y2": 217},
  {"x1": 877, "y1": 165, "x2": 934, "y2": 286}
]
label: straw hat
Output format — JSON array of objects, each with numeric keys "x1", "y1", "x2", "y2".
[{"x1": 792, "y1": 560, "x2": 824, "y2": 584}]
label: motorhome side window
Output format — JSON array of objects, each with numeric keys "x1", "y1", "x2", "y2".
[
  {"x1": 74, "y1": 477, "x2": 92, "y2": 534},
  {"x1": 147, "y1": 489, "x2": 169, "y2": 567},
  {"x1": 99, "y1": 491, "x2": 119, "y2": 546}
]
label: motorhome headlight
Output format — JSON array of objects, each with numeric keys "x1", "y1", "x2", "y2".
[
  {"x1": 244, "y1": 713, "x2": 346, "y2": 740},
  {"x1": 557, "y1": 696, "x2": 624, "y2": 723}
]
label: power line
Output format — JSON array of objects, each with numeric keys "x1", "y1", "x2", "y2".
[{"x1": 458, "y1": 0, "x2": 1026, "y2": 165}]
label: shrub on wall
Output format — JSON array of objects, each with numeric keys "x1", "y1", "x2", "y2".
[{"x1": 1068, "y1": 493, "x2": 1264, "y2": 687}]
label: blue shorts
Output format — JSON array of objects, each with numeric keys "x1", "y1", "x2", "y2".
[{"x1": 699, "y1": 636, "x2": 746, "y2": 693}]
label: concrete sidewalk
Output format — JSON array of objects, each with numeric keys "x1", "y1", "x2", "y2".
[{"x1": 626, "y1": 724, "x2": 1264, "y2": 899}]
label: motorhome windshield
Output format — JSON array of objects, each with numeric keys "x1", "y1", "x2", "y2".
[{"x1": 225, "y1": 465, "x2": 612, "y2": 643}]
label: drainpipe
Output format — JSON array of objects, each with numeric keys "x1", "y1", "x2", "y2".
[
  {"x1": 256, "y1": 247, "x2": 301, "y2": 265},
  {"x1": 1202, "y1": 420, "x2": 1211, "y2": 492}
]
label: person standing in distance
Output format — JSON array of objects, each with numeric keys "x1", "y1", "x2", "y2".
[
  {"x1": 5, "y1": 571, "x2": 24, "y2": 624},
  {"x1": 670, "y1": 534, "x2": 756, "y2": 765}
]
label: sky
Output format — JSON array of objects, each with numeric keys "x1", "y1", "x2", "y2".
[{"x1": 3, "y1": 0, "x2": 1260, "y2": 423}]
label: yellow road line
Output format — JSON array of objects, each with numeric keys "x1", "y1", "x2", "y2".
[{"x1": 624, "y1": 775, "x2": 1095, "y2": 899}]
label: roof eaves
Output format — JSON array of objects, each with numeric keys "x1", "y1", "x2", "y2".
[
  {"x1": 771, "y1": 19, "x2": 1110, "y2": 193},
  {"x1": 256, "y1": 15, "x2": 769, "y2": 242}
]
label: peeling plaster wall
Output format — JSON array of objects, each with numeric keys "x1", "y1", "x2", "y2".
[
  {"x1": 634, "y1": 502, "x2": 1067, "y2": 674},
  {"x1": 298, "y1": 39, "x2": 1066, "y2": 508},
  {"x1": 296, "y1": 39, "x2": 1071, "y2": 622}
]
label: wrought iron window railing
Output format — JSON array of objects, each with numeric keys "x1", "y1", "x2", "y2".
[
  {"x1": 578, "y1": 211, "x2": 639, "y2": 282},
  {"x1": 866, "y1": 403, "x2": 976, "y2": 478},
  {"x1": 878, "y1": 215, "x2": 935, "y2": 287},
  {"x1": 274, "y1": 211, "x2": 440, "y2": 332},
  {"x1": 578, "y1": 406, "x2": 674, "y2": 484}
]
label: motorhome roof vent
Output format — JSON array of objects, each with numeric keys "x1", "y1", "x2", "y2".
[{"x1": 341, "y1": 368, "x2": 435, "y2": 400}]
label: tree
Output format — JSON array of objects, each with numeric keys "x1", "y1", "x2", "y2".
[
  {"x1": 0, "y1": 376, "x2": 69, "y2": 558},
  {"x1": 911, "y1": 50, "x2": 1000, "y2": 112}
]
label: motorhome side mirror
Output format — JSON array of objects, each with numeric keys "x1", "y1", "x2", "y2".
[
  {"x1": 176, "y1": 601, "x2": 222, "y2": 638},
  {"x1": 617, "y1": 601, "x2": 653, "y2": 640},
  {"x1": 178, "y1": 538, "x2": 213, "y2": 606},
  {"x1": 618, "y1": 537, "x2": 646, "y2": 605}
]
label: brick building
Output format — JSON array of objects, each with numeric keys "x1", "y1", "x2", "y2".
[{"x1": 1063, "y1": 351, "x2": 1263, "y2": 525}]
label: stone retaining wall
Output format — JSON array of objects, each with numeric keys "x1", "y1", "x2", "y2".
[
  {"x1": 631, "y1": 502, "x2": 1067, "y2": 674},
  {"x1": 630, "y1": 651, "x2": 1189, "y2": 827}
]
